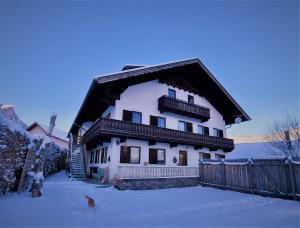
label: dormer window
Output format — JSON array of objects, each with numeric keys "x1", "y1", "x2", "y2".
[{"x1": 168, "y1": 89, "x2": 176, "y2": 98}]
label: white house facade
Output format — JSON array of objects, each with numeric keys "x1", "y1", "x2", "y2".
[{"x1": 69, "y1": 58, "x2": 250, "y2": 189}]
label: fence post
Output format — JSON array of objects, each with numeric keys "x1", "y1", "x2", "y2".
[
  {"x1": 288, "y1": 158, "x2": 297, "y2": 200},
  {"x1": 221, "y1": 159, "x2": 226, "y2": 189},
  {"x1": 199, "y1": 159, "x2": 204, "y2": 186},
  {"x1": 248, "y1": 158, "x2": 254, "y2": 194}
]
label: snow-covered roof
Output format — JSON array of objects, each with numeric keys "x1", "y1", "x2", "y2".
[{"x1": 27, "y1": 122, "x2": 68, "y2": 142}]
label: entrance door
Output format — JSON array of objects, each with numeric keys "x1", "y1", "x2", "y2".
[{"x1": 179, "y1": 151, "x2": 187, "y2": 166}]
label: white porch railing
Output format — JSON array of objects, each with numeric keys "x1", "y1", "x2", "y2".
[{"x1": 118, "y1": 166, "x2": 199, "y2": 179}]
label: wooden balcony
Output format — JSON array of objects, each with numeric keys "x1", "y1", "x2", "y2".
[
  {"x1": 83, "y1": 118, "x2": 234, "y2": 152},
  {"x1": 118, "y1": 166, "x2": 199, "y2": 179},
  {"x1": 158, "y1": 95, "x2": 210, "y2": 122}
]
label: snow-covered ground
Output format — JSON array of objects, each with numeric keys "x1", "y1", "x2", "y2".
[{"x1": 0, "y1": 172, "x2": 299, "y2": 227}]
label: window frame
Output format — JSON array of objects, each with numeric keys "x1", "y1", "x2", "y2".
[
  {"x1": 150, "y1": 115, "x2": 166, "y2": 128},
  {"x1": 168, "y1": 89, "x2": 176, "y2": 98},
  {"x1": 199, "y1": 152, "x2": 211, "y2": 159},
  {"x1": 213, "y1": 128, "x2": 224, "y2": 137},
  {"x1": 188, "y1": 95, "x2": 194, "y2": 104},
  {"x1": 120, "y1": 146, "x2": 141, "y2": 164},
  {"x1": 215, "y1": 154, "x2": 225, "y2": 159},
  {"x1": 178, "y1": 120, "x2": 193, "y2": 132},
  {"x1": 122, "y1": 110, "x2": 142, "y2": 124},
  {"x1": 149, "y1": 148, "x2": 166, "y2": 165}
]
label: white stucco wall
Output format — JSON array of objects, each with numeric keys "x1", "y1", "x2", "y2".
[{"x1": 86, "y1": 80, "x2": 227, "y2": 180}]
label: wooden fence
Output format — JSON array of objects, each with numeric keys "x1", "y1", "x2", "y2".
[{"x1": 199, "y1": 157, "x2": 300, "y2": 200}]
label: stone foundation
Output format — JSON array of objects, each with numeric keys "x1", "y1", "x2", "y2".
[{"x1": 114, "y1": 177, "x2": 199, "y2": 190}]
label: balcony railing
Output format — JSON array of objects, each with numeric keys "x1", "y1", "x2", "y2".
[
  {"x1": 158, "y1": 95, "x2": 210, "y2": 121},
  {"x1": 118, "y1": 166, "x2": 199, "y2": 179},
  {"x1": 83, "y1": 118, "x2": 234, "y2": 152}
]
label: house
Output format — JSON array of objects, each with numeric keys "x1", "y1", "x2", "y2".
[
  {"x1": 27, "y1": 122, "x2": 68, "y2": 149},
  {"x1": 69, "y1": 58, "x2": 250, "y2": 189}
]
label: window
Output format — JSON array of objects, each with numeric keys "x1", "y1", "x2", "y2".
[
  {"x1": 150, "y1": 116, "x2": 166, "y2": 128},
  {"x1": 215, "y1": 154, "x2": 225, "y2": 159},
  {"x1": 213, "y1": 128, "x2": 224, "y2": 137},
  {"x1": 179, "y1": 151, "x2": 187, "y2": 166},
  {"x1": 105, "y1": 113, "x2": 111, "y2": 119},
  {"x1": 90, "y1": 151, "x2": 94, "y2": 164},
  {"x1": 178, "y1": 121, "x2": 193, "y2": 132},
  {"x1": 188, "y1": 95, "x2": 194, "y2": 104},
  {"x1": 168, "y1": 89, "x2": 176, "y2": 98},
  {"x1": 198, "y1": 125, "x2": 209, "y2": 135},
  {"x1": 199, "y1": 152, "x2": 211, "y2": 159},
  {"x1": 100, "y1": 147, "x2": 108, "y2": 163},
  {"x1": 95, "y1": 149, "x2": 100, "y2": 163},
  {"x1": 120, "y1": 146, "x2": 141, "y2": 164},
  {"x1": 149, "y1": 149, "x2": 165, "y2": 165},
  {"x1": 123, "y1": 110, "x2": 142, "y2": 124}
]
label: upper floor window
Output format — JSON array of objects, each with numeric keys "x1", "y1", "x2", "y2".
[
  {"x1": 149, "y1": 149, "x2": 165, "y2": 165},
  {"x1": 120, "y1": 146, "x2": 140, "y2": 164},
  {"x1": 198, "y1": 125, "x2": 210, "y2": 135},
  {"x1": 188, "y1": 95, "x2": 194, "y2": 104},
  {"x1": 213, "y1": 128, "x2": 224, "y2": 137},
  {"x1": 168, "y1": 89, "x2": 176, "y2": 98},
  {"x1": 178, "y1": 120, "x2": 193, "y2": 132},
  {"x1": 150, "y1": 116, "x2": 166, "y2": 128},
  {"x1": 123, "y1": 110, "x2": 142, "y2": 124}
]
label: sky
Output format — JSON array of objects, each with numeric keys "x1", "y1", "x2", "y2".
[{"x1": 0, "y1": 0, "x2": 299, "y2": 136}]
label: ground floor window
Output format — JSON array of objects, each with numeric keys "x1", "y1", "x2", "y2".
[
  {"x1": 100, "y1": 147, "x2": 108, "y2": 163},
  {"x1": 199, "y1": 152, "x2": 211, "y2": 159},
  {"x1": 149, "y1": 149, "x2": 165, "y2": 165},
  {"x1": 179, "y1": 150, "x2": 188, "y2": 166},
  {"x1": 120, "y1": 146, "x2": 141, "y2": 164},
  {"x1": 215, "y1": 154, "x2": 225, "y2": 159}
]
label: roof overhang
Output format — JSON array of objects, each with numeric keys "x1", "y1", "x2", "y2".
[{"x1": 69, "y1": 58, "x2": 250, "y2": 134}]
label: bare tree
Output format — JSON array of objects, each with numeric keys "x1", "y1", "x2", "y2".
[{"x1": 264, "y1": 113, "x2": 300, "y2": 157}]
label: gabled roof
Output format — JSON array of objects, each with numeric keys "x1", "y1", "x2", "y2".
[
  {"x1": 27, "y1": 122, "x2": 68, "y2": 142},
  {"x1": 69, "y1": 58, "x2": 250, "y2": 134}
]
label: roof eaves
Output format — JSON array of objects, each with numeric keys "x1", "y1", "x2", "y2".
[
  {"x1": 68, "y1": 79, "x2": 97, "y2": 135},
  {"x1": 95, "y1": 58, "x2": 200, "y2": 85}
]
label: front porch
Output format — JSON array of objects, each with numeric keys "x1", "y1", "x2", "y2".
[
  {"x1": 117, "y1": 165, "x2": 199, "y2": 179},
  {"x1": 115, "y1": 166, "x2": 200, "y2": 190}
]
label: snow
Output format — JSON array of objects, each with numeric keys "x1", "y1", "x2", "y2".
[
  {"x1": 228, "y1": 142, "x2": 283, "y2": 159},
  {"x1": 27, "y1": 171, "x2": 44, "y2": 183},
  {"x1": 0, "y1": 108, "x2": 34, "y2": 141},
  {"x1": 0, "y1": 172, "x2": 299, "y2": 227}
]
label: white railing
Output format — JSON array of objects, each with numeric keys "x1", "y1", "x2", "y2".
[{"x1": 118, "y1": 166, "x2": 199, "y2": 179}]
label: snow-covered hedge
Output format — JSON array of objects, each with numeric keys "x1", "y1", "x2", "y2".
[{"x1": 0, "y1": 109, "x2": 67, "y2": 195}]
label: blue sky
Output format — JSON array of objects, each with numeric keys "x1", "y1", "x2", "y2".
[{"x1": 0, "y1": 0, "x2": 299, "y2": 136}]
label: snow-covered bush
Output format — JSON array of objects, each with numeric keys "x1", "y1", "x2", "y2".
[{"x1": 0, "y1": 106, "x2": 67, "y2": 195}]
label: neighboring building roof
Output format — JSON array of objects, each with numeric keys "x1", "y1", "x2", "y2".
[
  {"x1": 27, "y1": 122, "x2": 68, "y2": 142},
  {"x1": 69, "y1": 58, "x2": 251, "y2": 134}
]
